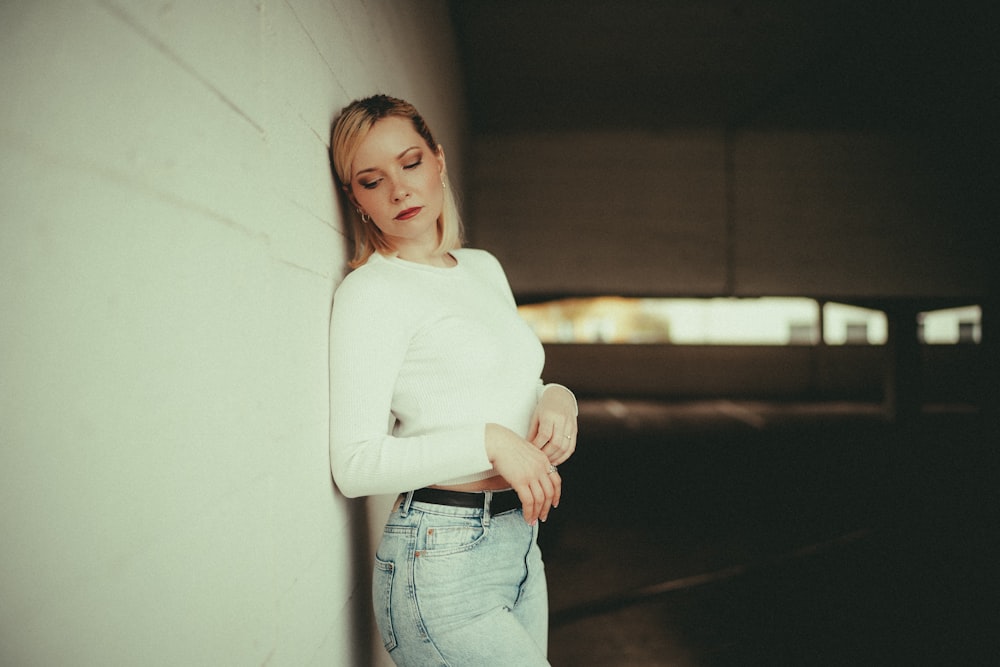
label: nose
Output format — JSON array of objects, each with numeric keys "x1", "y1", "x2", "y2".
[{"x1": 390, "y1": 179, "x2": 410, "y2": 202}]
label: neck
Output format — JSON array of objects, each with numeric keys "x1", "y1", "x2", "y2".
[
  {"x1": 394, "y1": 248, "x2": 456, "y2": 268},
  {"x1": 389, "y1": 232, "x2": 455, "y2": 267}
]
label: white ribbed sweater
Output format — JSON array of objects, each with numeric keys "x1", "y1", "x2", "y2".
[{"x1": 329, "y1": 249, "x2": 561, "y2": 498}]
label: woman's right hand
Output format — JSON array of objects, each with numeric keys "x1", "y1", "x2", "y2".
[{"x1": 485, "y1": 423, "x2": 561, "y2": 526}]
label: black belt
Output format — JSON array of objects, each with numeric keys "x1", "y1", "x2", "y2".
[{"x1": 410, "y1": 487, "x2": 521, "y2": 515}]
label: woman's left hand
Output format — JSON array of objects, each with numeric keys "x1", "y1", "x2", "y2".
[{"x1": 527, "y1": 385, "x2": 578, "y2": 466}]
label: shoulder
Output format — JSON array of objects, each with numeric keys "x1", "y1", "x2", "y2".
[
  {"x1": 453, "y1": 248, "x2": 516, "y2": 304},
  {"x1": 332, "y1": 258, "x2": 403, "y2": 321},
  {"x1": 454, "y1": 247, "x2": 500, "y2": 266},
  {"x1": 454, "y1": 248, "x2": 507, "y2": 278},
  {"x1": 331, "y1": 261, "x2": 423, "y2": 345},
  {"x1": 335, "y1": 255, "x2": 398, "y2": 298}
]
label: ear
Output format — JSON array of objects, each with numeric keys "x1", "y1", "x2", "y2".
[{"x1": 343, "y1": 185, "x2": 360, "y2": 210}]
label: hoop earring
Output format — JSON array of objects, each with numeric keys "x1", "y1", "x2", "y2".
[{"x1": 357, "y1": 208, "x2": 371, "y2": 224}]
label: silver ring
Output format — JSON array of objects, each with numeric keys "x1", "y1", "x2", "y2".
[{"x1": 548, "y1": 465, "x2": 558, "y2": 474}]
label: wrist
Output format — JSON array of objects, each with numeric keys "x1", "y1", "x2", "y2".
[
  {"x1": 484, "y1": 422, "x2": 519, "y2": 462},
  {"x1": 484, "y1": 423, "x2": 502, "y2": 462},
  {"x1": 541, "y1": 384, "x2": 578, "y2": 414}
]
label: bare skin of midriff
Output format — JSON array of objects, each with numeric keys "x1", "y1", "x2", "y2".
[{"x1": 431, "y1": 475, "x2": 511, "y2": 493}]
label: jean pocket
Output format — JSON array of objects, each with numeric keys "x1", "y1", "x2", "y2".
[
  {"x1": 420, "y1": 521, "x2": 487, "y2": 555},
  {"x1": 372, "y1": 557, "x2": 397, "y2": 652}
]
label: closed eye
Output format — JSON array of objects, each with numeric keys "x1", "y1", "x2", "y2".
[
  {"x1": 403, "y1": 159, "x2": 423, "y2": 170},
  {"x1": 359, "y1": 178, "x2": 381, "y2": 190}
]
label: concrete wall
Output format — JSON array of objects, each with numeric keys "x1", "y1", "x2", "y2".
[
  {"x1": 542, "y1": 343, "x2": 981, "y2": 405},
  {"x1": 469, "y1": 129, "x2": 990, "y2": 301},
  {"x1": 732, "y1": 131, "x2": 986, "y2": 299},
  {"x1": 469, "y1": 130, "x2": 729, "y2": 297},
  {"x1": 0, "y1": 2, "x2": 463, "y2": 665}
]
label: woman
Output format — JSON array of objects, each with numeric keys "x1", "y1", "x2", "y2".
[{"x1": 328, "y1": 94, "x2": 577, "y2": 666}]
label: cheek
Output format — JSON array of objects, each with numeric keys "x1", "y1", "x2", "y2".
[
  {"x1": 423, "y1": 172, "x2": 444, "y2": 202},
  {"x1": 353, "y1": 189, "x2": 378, "y2": 214}
]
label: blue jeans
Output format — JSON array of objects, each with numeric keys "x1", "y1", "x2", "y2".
[{"x1": 373, "y1": 491, "x2": 551, "y2": 666}]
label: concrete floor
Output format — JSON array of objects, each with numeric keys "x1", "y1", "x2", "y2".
[{"x1": 541, "y1": 399, "x2": 998, "y2": 666}]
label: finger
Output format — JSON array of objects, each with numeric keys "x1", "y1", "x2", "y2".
[
  {"x1": 551, "y1": 451, "x2": 570, "y2": 466},
  {"x1": 518, "y1": 489, "x2": 538, "y2": 526},
  {"x1": 548, "y1": 416, "x2": 573, "y2": 443},
  {"x1": 537, "y1": 475, "x2": 554, "y2": 523},
  {"x1": 551, "y1": 437, "x2": 576, "y2": 465},
  {"x1": 542, "y1": 432, "x2": 574, "y2": 462},
  {"x1": 526, "y1": 415, "x2": 540, "y2": 443},
  {"x1": 531, "y1": 415, "x2": 556, "y2": 448},
  {"x1": 517, "y1": 483, "x2": 538, "y2": 525},
  {"x1": 531, "y1": 478, "x2": 549, "y2": 524},
  {"x1": 530, "y1": 427, "x2": 551, "y2": 449},
  {"x1": 542, "y1": 468, "x2": 562, "y2": 520},
  {"x1": 563, "y1": 427, "x2": 578, "y2": 453}
]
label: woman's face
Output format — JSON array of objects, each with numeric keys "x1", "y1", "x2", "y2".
[{"x1": 348, "y1": 116, "x2": 446, "y2": 258}]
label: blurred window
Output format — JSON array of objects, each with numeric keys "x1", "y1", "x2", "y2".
[
  {"x1": 823, "y1": 302, "x2": 887, "y2": 345},
  {"x1": 518, "y1": 297, "x2": 819, "y2": 345},
  {"x1": 919, "y1": 305, "x2": 982, "y2": 344},
  {"x1": 519, "y1": 298, "x2": 981, "y2": 346}
]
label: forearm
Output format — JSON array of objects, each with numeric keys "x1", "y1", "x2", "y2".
[{"x1": 331, "y1": 424, "x2": 492, "y2": 497}]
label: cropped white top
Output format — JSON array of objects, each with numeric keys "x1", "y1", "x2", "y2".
[{"x1": 328, "y1": 248, "x2": 567, "y2": 498}]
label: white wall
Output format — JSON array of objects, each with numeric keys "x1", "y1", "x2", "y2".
[{"x1": 0, "y1": 2, "x2": 464, "y2": 665}]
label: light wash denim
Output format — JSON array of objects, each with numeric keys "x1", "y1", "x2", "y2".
[{"x1": 373, "y1": 490, "x2": 550, "y2": 666}]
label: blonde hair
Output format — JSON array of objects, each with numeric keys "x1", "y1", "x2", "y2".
[{"x1": 330, "y1": 95, "x2": 463, "y2": 268}]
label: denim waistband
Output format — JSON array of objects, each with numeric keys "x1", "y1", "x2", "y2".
[{"x1": 396, "y1": 489, "x2": 520, "y2": 523}]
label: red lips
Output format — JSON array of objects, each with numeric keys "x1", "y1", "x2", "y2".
[{"x1": 395, "y1": 207, "x2": 422, "y2": 221}]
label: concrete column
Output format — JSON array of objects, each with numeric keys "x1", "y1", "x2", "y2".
[
  {"x1": 884, "y1": 304, "x2": 922, "y2": 425},
  {"x1": 980, "y1": 297, "x2": 1000, "y2": 439}
]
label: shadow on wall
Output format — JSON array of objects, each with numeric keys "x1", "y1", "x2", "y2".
[
  {"x1": 345, "y1": 495, "x2": 374, "y2": 667},
  {"x1": 327, "y1": 108, "x2": 357, "y2": 277},
  {"x1": 327, "y1": 105, "x2": 378, "y2": 664}
]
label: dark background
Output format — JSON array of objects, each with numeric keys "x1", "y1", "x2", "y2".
[{"x1": 447, "y1": 3, "x2": 997, "y2": 664}]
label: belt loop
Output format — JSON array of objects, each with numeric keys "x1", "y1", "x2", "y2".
[
  {"x1": 482, "y1": 491, "x2": 492, "y2": 527},
  {"x1": 399, "y1": 490, "x2": 414, "y2": 517}
]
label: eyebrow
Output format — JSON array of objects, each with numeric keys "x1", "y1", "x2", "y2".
[{"x1": 354, "y1": 146, "x2": 422, "y2": 178}]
